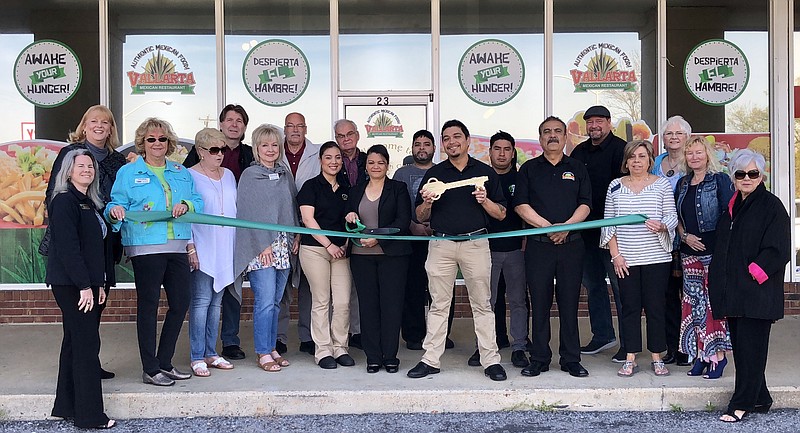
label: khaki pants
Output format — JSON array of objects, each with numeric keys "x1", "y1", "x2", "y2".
[
  {"x1": 299, "y1": 245, "x2": 352, "y2": 363},
  {"x1": 421, "y1": 238, "x2": 500, "y2": 368}
]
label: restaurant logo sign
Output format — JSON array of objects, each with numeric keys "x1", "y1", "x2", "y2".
[
  {"x1": 365, "y1": 109, "x2": 404, "y2": 138},
  {"x1": 243, "y1": 39, "x2": 310, "y2": 107},
  {"x1": 127, "y1": 45, "x2": 196, "y2": 94},
  {"x1": 14, "y1": 40, "x2": 82, "y2": 108},
  {"x1": 684, "y1": 39, "x2": 749, "y2": 106},
  {"x1": 570, "y1": 43, "x2": 637, "y2": 92},
  {"x1": 459, "y1": 39, "x2": 525, "y2": 106}
]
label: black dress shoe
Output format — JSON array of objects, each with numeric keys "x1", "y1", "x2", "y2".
[
  {"x1": 407, "y1": 361, "x2": 440, "y2": 378},
  {"x1": 299, "y1": 341, "x2": 315, "y2": 355},
  {"x1": 367, "y1": 364, "x2": 381, "y2": 373},
  {"x1": 349, "y1": 334, "x2": 363, "y2": 350},
  {"x1": 100, "y1": 368, "x2": 115, "y2": 380},
  {"x1": 663, "y1": 352, "x2": 677, "y2": 365},
  {"x1": 497, "y1": 336, "x2": 510, "y2": 349},
  {"x1": 484, "y1": 363, "x2": 507, "y2": 381},
  {"x1": 406, "y1": 341, "x2": 423, "y2": 350},
  {"x1": 384, "y1": 363, "x2": 399, "y2": 374},
  {"x1": 561, "y1": 362, "x2": 589, "y2": 377},
  {"x1": 318, "y1": 356, "x2": 337, "y2": 369},
  {"x1": 445, "y1": 338, "x2": 455, "y2": 349},
  {"x1": 467, "y1": 349, "x2": 481, "y2": 367},
  {"x1": 511, "y1": 350, "x2": 529, "y2": 368},
  {"x1": 676, "y1": 353, "x2": 691, "y2": 366},
  {"x1": 221, "y1": 345, "x2": 246, "y2": 360},
  {"x1": 521, "y1": 360, "x2": 549, "y2": 377},
  {"x1": 275, "y1": 340, "x2": 288, "y2": 355},
  {"x1": 336, "y1": 354, "x2": 356, "y2": 366}
]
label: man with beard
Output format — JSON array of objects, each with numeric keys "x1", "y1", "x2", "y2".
[
  {"x1": 277, "y1": 112, "x2": 321, "y2": 355},
  {"x1": 183, "y1": 104, "x2": 254, "y2": 360},
  {"x1": 515, "y1": 116, "x2": 591, "y2": 378},
  {"x1": 407, "y1": 120, "x2": 507, "y2": 381},
  {"x1": 569, "y1": 105, "x2": 627, "y2": 363},
  {"x1": 393, "y1": 130, "x2": 455, "y2": 351}
]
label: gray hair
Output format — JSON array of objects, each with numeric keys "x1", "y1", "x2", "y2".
[
  {"x1": 659, "y1": 115, "x2": 692, "y2": 140},
  {"x1": 727, "y1": 149, "x2": 766, "y2": 182},
  {"x1": 333, "y1": 119, "x2": 357, "y2": 133},
  {"x1": 52, "y1": 149, "x2": 104, "y2": 209}
]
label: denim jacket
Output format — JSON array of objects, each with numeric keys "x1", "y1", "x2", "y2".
[
  {"x1": 105, "y1": 157, "x2": 203, "y2": 246},
  {"x1": 675, "y1": 171, "x2": 734, "y2": 234}
]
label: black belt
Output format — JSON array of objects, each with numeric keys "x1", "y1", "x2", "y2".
[
  {"x1": 528, "y1": 232, "x2": 581, "y2": 244},
  {"x1": 432, "y1": 228, "x2": 488, "y2": 241}
]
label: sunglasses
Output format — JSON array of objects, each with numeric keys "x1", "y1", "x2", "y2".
[
  {"x1": 734, "y1": 169, "x2": 760, "y2": 180},
  {"x1": 201, "y1": 146, "x2": 227, "y2": 155},
  {"x1": 145, "y1": 137, "x2": 169, "y2": 143}
]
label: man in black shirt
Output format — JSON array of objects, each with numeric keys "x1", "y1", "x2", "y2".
[
  {"x1": 407, "y1": 120, "x2": 507, "y2": 381},
  {"x1": 569, "y1": 105, "x2": 627, "y2": 363},
  {"x1": 515, "y1": 116, "x2": 592, "y2": 378}
]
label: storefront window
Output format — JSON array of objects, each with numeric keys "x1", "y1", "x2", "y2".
[
  {"x1": 440, "y1": 0, "x2": 544, "y2": 165},
  {"x1": 793, "y1": 2, "x2": 800, "y2": 272},
  {"x1": 225, "y1": 0, "x2": 331, "y2": 144}
]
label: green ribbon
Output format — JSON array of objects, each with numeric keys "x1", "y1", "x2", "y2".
[
  {"x1": 474, "y1": 65, "x2": 510, "y2": 84},
  {"x1": 125, "y1": 211, "x2": 648, "y2": 242},
  {"x1": 29, "y1": 66, "x2": 66, "y2": 84}
]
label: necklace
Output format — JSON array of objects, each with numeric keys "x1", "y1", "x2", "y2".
[
  {"x1": 665, "y1": 156, "x2": 680, "y2": 177},
  {"x1": 199, "y1": 163, "x2": 224, "y2": 215}
]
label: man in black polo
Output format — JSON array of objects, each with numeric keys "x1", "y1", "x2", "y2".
[
  {"x1": 516, "y1": 116, "x2": 592, "y2": 378},
  {"x1": 407, "y1": 119, "x2": 507, "y2": 382},
  {"x1": 569, "y1": 105, "x2": 627, "y2": 363}
]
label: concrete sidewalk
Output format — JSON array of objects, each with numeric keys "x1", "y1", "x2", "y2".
[{"x1": 1, "y1": 317, "x2": 799, "y2": 420}]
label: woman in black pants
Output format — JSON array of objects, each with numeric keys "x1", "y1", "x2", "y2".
[
  {"x1": 46, "y1": 149, "x2": 115, "y2": 429},
  {"x1": 345, "y1": 145, "x2": 411, "y2": 373},
  {"x1": 709, "y1": 149, "x2": 790, "y2": 423}
]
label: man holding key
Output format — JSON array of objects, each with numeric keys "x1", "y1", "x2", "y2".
[{"x1": 407, "y1": 119, "x2": 508, "y2": 381}]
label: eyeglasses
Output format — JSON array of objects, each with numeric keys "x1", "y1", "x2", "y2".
[
  {"x1": 285, "y1": 123, "x2": 307, "y2": 130},
  {"x1": 145, "y1": 137, "x2": 169, "y2": 143},
  {"x1": 200, "y1": 146, "x2": 227, "y2": 155},
  {"x1": 335, "y1": 131, "x2": 357, "y2": 140},
  {"x1": 663, "y1": 131, "x2": 686, "y2": 138},
  {"x1": 733, "y1": 169, "x2": 760, "y2": 180}
]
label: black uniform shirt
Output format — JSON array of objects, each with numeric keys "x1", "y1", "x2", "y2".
[
  {"x1": 514, "y1": 154, "x2": 592, "y2": 226},
  {"x1": 415, "y1": 157, "x2": 506, "y2": 235},
  {"x1": 569, "y1": 132, "x2": 625, "y2": 222},
  {"x1": 489, "y1": 170, "x2": 523, "y2": 252},
  {"x1": 297, "y1": 173, "x2": 350, "y2": 247}
]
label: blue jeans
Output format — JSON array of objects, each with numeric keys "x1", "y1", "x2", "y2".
[
  {"x1": 582, "y1": 244, "x2": 623, "y2": 345},
  {"x1": 249, "y1": 267, "x2": 290, "y2": 355},
  {"x1": 189, "y1": 270, "x2": 224, "y2": 361}
]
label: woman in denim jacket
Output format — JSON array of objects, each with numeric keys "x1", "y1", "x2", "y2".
[{"x1": 674, "y1": 136, "x2": 734, "y2": 379}]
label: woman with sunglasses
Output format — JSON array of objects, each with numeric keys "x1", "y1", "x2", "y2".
[
  {"x1": 233, "y1": 124, "x2": 299, "y2": 372},
  {"x1": 185, "y1": 128, "x2": 236, "y2": 377},
  {"x1": 674, "y1": 137, "x2": 734, "y2": 380},
  {"x1": 708, "y1": 149, "x2": 790, "y2": 423},
  {"x1": 106, "y1": 118, "x2": 203, "y2": 386}
]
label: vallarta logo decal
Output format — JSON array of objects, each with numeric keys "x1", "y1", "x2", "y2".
[
  {"x1": 14, "y1": 39, "x2": 82, "y2": 108},
  {"x1": 570, "y1": 43, "x2": 637, "y2": 92},
  {"x1": 365, "y1": 110, "x2": 404, "y2": 138},
  {"x1": 127, "y1": 45, "x2": 196, "y2": 95}
]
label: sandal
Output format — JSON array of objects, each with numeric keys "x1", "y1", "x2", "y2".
[
  {"x1": 271, "y1": 350, "x2": 290, "y2": 367},
  {"x1": 651, "y1": 360, "x2": 670, "y2": 376},
  {"x1": 617, "y1": 360, "x2": 639, "y2": 377},
  {"x1": 257, "y1": 353, "x2": 281, "y2": 372},
  {"x1": 206, "y1": 356, "x2": 234, "y2": 370},
  {"x1": 190, "y1": 361, "x2": 210, "y2": 377},
  {"x1": 720, "y1": 409, "x2": 747, "y2": 423},
  {"x1": 93, "y1": 419, "x2": 116, "y2": 429}
]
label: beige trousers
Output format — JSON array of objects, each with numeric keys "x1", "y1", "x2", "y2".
[
  {"x1": 299, "y1": 245, "x2": 352, "y2": 363},
  {"x1": 421, "y1": 238, "x2": 500, "y2": 368}
]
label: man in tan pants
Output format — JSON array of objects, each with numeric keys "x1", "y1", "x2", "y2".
[{"x1": 406, "y1": 119, "x2": 508, "y2": 381}]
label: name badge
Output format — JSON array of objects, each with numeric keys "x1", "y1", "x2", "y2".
[
  {"x1": 79, "y1": 204, "x2": 91, "y2": 210},
  {"x1": 134, "y1": 177, "x2": 150, "y2": 184},
  {"x1": 562, "y1": 172, "x2": 575, "y2": 181},
  {"x1": 269, "y1": 173, "x2": 280, "y2": 181}
]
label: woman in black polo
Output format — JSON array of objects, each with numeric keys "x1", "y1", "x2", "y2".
[
  {"x1": 297, "y1": 141, "x2": 354, "y2": 369},
  {"x1": 344, "y1": 145, "x2": 411, "y2": 373}
]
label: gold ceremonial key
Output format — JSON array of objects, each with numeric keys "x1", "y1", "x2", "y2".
[{"x1": 421, "y1": 176, "x2": 489, "y2": 201}]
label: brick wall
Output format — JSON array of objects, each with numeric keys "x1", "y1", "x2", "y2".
[{"x1": 3, "y1": 282, "x2": 800, "y2": 323}]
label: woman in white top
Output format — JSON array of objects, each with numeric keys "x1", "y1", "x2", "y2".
[
  {"x1": 186, "y1": 128, "x2": 237, "y2": 377},
  {"x1": 601, "y1": 140, "x2": 677, "y2": 378}
]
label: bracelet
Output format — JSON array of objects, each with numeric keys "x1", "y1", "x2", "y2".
[
  {"x1": 680, "y1": 232, "x2": 689, "y2": 241},
  {"x1": 187, "y1": 248, "x2": 196, "y2": 255},
  {"x1": 610, "y1": 253, "x2": 621, "y2": 262},
  {"x1": 325, "y1": 243, "x2": 332, "y2": 248}
]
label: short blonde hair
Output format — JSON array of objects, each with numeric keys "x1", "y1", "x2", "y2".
[
  {"x1": 682, "y1": 136, "x2": 722, "y2": 174},
  {"x1": 68, "y1": 105, "x2": 121, "y2": 151},
  {"x1": 194, "y1": 128, "x2": 226, "y2": 150},
  {"x1": 251, "y1": 124, "x2": 285, "y2": 165},
  {"x1": 621, "y1": 139, "x2": 655, "y2": 174},
  {"x1": 133, "y1": 118, "x2": 178, "y2": 156}
]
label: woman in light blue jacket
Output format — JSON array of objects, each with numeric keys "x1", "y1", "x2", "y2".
[{"x1": 106, "y1": 118, "x2": 203, "y2": 387}]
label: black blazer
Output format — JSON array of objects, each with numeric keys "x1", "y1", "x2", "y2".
[
  {"x1": 45, "y1": 185, "x2": 110, "y2": 289},
  {"x1": 346, "y1": 178, "x2": 412, "y2": 256},
  {"x1": 708, "y1": 183, "x2": 790, "y2": 321}
]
